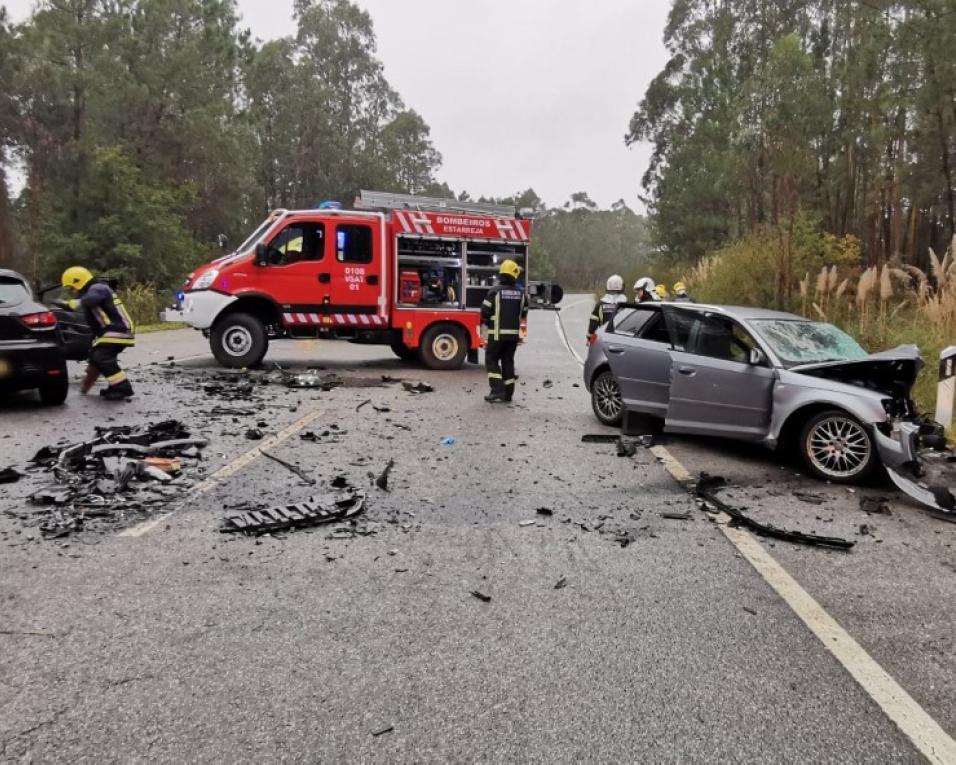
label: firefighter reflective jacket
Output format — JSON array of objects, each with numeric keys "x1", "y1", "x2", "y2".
[
  {"x1": 79, "y1": 282, "x2": 136, "y2": 347},
  {"x1": 587, "y1": 293, "x2": 626, "y2": 339},
  {"x1": 481, "y1": 277, "x2": 527, "y2": 340}
]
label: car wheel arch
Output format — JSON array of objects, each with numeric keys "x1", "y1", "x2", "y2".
[
  {"x1": 217, "y1": 295, "x2": 281, "y2": 329},
  {"x1": 777, "y1": 402, "x2": 873, "y2": 452},
  {"x1": 589, "y1": 362, "x2": 612, "y2": 390}
]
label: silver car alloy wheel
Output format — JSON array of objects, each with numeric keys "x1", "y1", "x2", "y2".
[
  {"x1": 806, "y1": 415, "x2": 871, "y2": 479},
  {"x1": 432, "y1": 332, "x2": 459, "y2": 362},
  {"x1": 594, "y1": 374, "x2": 623, "y2": 421},
  {"x1": 223, "y1": 325, "x2": 254, "y2": 357}
]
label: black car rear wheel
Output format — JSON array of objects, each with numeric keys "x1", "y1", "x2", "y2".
[
  {"x1": 38, "y1": 365, "x2": 69, "y2": 405},
  {"x1": 591, "y1": 369, "x2": 623, "y2": 426}
]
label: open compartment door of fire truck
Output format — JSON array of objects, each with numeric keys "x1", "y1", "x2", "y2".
[
  {"x1": 394, "y1": 238, "x2": 463, "y2": 309},
  {"x1": 355, "y1": 190, "x2": 532, "y2": 370},
  {"x1": 463, "y1": 242, "x2": 528, "y2": 309}
]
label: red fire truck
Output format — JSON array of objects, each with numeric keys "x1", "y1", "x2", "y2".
[{"x1": 162, "y1": 191, "x2": 533, "y2": 369}]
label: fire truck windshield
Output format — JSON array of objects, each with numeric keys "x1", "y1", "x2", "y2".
[{"x1": 232, "y1": 218, "x2": 275, "y2": 257}]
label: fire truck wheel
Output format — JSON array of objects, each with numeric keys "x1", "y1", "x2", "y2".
[
  {"x1": 419, "y1": 324, "x2": 468, "y2": 370},
  {"x1": 211, "y1": 312, "x2": 268, "y2": 368},
  {"x1": 389, "y1": 339, "x2": 418, "y2": 362}
]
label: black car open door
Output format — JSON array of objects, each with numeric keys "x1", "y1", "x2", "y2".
[{"x1": 38, "y1": 285, "x2": 91, "y2": 361}]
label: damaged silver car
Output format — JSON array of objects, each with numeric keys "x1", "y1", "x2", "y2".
[{"x1": 584, "y1": 302, "x2": 954, "y2": 515}]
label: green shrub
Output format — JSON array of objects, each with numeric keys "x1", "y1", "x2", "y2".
[
  {"x1": 119, "y1": 283, "x2": 166, "y2": 328},
  {"x1": 689, "y1": 214, "x2": 860, "y2": 309}
]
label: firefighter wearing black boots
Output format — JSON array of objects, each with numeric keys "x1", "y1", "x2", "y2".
[
  {"x1": 61, "y1": 266, "x2": 136, "y2": 400},
  {"x1": 481, "y1": 259, "x2": 527, "y2": 404}
]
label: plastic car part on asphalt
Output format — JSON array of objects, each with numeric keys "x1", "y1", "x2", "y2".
[
  {"x1": 219, "y1": 489, "x2": 366, "y2": 535},
  {"x1": 695, "y1": 472, "x2": 855, "y2": 551}
]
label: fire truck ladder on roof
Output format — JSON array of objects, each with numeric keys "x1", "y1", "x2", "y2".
[{"x1": 354, "y1": 190, "x2": 516, "y2": 218}]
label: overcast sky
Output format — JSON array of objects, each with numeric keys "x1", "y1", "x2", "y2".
[{"x1": 4, "y1": 0, "x2": 672, "y2": 210}]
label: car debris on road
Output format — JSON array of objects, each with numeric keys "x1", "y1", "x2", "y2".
[
  {"x1": 220, "y1": 486, "x2": 366, "y2": 535},
  {"x1": 259, "y1": 449, "x2": 316, "y2": 485},
  {"x1": 0, "y1": 467, "x2": 22, "y2": 484},
  {"x1": 581, "y1": 433, "x2": 654, "y2": 448},
  {"x1": 695, "y1": 473, "x2": 855, "y2": 551},
  {"x1": 883, "y1": 445, "x2": 956, "y2": 523},
  {"x1": 13, "y1": 420, "x2": 208, "y2": 538},
  {"x1": 375, "y1": 459, "x2": 395, "y2": 491},
  {"x1": 402, "y1": 381, "x2": 434, "y2": 394}
]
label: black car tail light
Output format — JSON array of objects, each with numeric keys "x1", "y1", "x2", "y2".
[{"x1": 19, "y1": 311, "x2": 58, "y2": 329}]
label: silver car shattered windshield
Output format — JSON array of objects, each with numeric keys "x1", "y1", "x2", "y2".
[{"x1": 749, "y1": 319, "x2": 868, "y2": 367}]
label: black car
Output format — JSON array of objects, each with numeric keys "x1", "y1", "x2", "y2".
[{"x1": 0, "y1": 268, "x2": 87, "y2": 405}]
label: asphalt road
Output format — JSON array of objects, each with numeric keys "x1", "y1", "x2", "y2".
[{"x1": 1, "y1": 294, "x2": 953, "y2": 762}]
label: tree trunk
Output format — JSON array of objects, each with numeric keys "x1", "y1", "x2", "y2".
[
  {"x1": 938, "y1": 108, "x2": 956, "y2": 242},
  {"x1": 0, "y1": 161, "x2": 16, "y2": 269}
]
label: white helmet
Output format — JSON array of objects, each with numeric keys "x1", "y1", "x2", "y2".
[
  {"x1": 633, "y1": 276, "x2": 655, "y2": 293},
  {"x1": 606, "y1": 274, "x2": 624, "y2": 292}
]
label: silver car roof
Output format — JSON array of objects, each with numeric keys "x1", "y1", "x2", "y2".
[{"x1": 659, "y1": 302, "x2": 804, "y2": 321}]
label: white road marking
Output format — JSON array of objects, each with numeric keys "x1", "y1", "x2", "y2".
[
  {"x1": 117, "y1": 407, "x2": 327, "y2": 538},
  {"x1": 552, "y1": 298, "x2": 588, "y2": 366},
  {"x1": 650, "y1": 445, "x2": 692, "y2": 482},
  {"x1": 128, "y1": 351, "x2": 207, "y2": 370},
  {"x1": 651, "y1": 442, "x2": 956, "y2": 763},
  {"x1": 724, "y1": 522, "x2": 956, "y2": 764},
  {"x1": 117, "y1": 513, "x2": 171, "y2": 538}
]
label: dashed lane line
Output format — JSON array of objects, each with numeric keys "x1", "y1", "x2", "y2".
[
  {"x1": 651, "y1": 449, "x2": 956, "y2": 762},
  {"x1": 117, "y1": 406, "x2": 327, "y2": 538},
  {"x1": 133, "y1": 352, "x2": 207, "y2": 367},
  {"x1": 118, "y1": 513, "x2": 172, "y2": 538}
]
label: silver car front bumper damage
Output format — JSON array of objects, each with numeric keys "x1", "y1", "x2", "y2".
[{"x1": 875, "y1": 421, "x2": 956, "y2": 521}]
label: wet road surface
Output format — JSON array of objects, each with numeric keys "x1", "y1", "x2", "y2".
[{"x1": 1, "y1": 296, "x2": 953, "y2": 762}]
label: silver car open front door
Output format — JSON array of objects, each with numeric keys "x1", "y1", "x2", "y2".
[
  {"x1": 603, "y1": 305, "x2": 673, "y2": 418},
  {"x1": 664, "y1": 309, "x2": 775, "y2": 440}
]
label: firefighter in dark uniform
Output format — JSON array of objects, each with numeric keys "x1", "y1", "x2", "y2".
[
  {"x1": 481, "y1": 259, "x2": 527, "y2": 404},
  {"x1": 61, "y1": 266, "x2": 136, "y2": 400}
]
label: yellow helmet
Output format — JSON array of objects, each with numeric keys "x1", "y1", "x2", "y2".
[
  {"x1": 673, "y1": 281, "x2": 687, "y2": 294},
  {"x1": 61, "y1": 266, "x2": 94, "y2": 291},
  {"x1": 655, "y1": 284, "x2": 668, "y2": 298},
  {"x1": 499, "y1": 259, "x2": 522, "y2": 279}
]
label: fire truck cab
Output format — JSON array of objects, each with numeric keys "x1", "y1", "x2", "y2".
[{"x1": 162, "y1": 191, "x2": 532, "y2": 369}]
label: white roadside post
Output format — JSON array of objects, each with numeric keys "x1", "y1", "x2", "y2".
[{"x1": 934, "y1": 346, "x2": 956, "y2": 428}]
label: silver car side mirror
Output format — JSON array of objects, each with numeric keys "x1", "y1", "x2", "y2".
[{"x1": 749, "y1": 347, "x2": 766, "y2": 366}]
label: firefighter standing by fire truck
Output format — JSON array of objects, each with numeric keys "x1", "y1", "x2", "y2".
[
  {"x1": 481, "y1": 259, "x2": 527, "y2": 403},
  {"x1": 61, "y1": 266, "x2": 136, "y2": 400}
]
